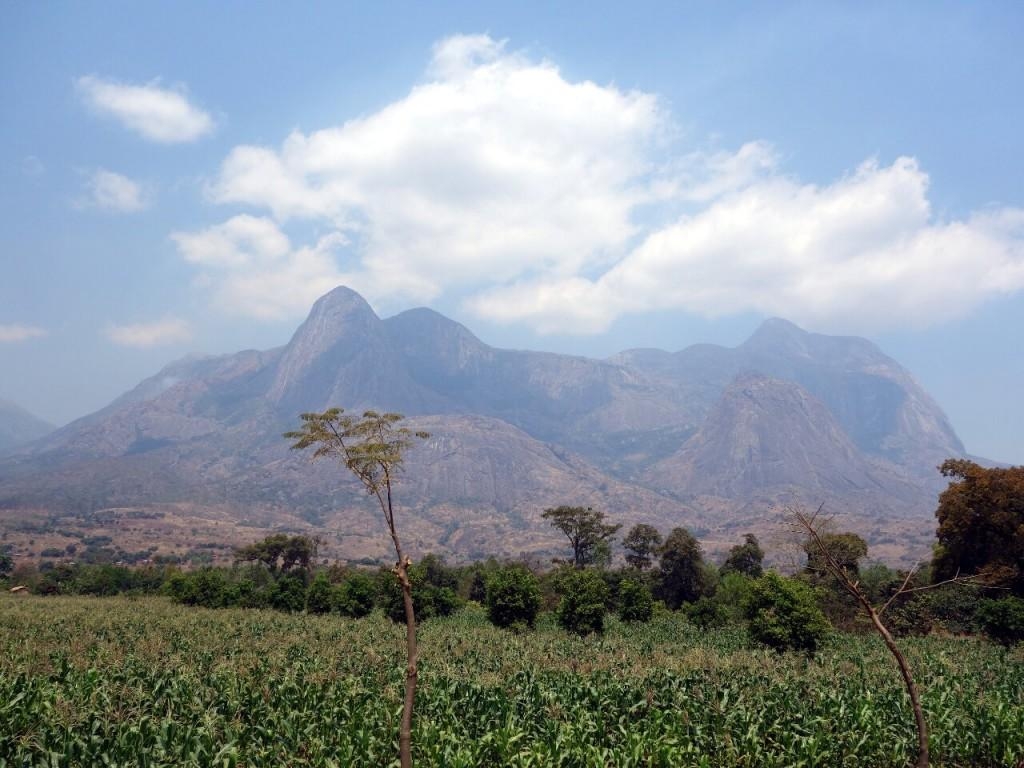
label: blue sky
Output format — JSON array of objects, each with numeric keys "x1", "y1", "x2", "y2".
[{"x1": 2, "y1": 2, "x2": 1023, "y2": 463}]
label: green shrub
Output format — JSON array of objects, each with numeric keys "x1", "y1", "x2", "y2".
[
  {"x1": 485, "y1": 565, "x2": 541, "y2": 629},
  {"x1": 305, "y1": 572, "x2": 333, "y2": 614},
  {"x1": 334, "y1": 572, "x2": 376, "y2": 618},
  {"x1": 687, "y1": 596, "x2": 728, "y2": 629},
  {"x1": 975, "y1": 597, "x2": 1024, "y2": 646},
  {"x1": 745, "y1": 572, "x2": 831, "y2": 654},
  {"x1": 617, "y1": 577, "x2": 653, "y2": 623},
  {"x1": 557, "y1": 569, "x2": 610, "y2": 635}
]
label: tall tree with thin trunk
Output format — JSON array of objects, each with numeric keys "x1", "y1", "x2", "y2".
[
  {"x1": 286, "y1": 408, "x2": 428, "y2": 768},
  {"x1": 792, "y1": 504, "x2": 975, "y2": 768}
]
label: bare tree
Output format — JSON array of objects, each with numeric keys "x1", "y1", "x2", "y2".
[
  {"x1": 286, "y1": 408, "x2": 428, "y2": 768},
  {"x1": 792, "y1": 504, "x2": 976, "y2": 768}
]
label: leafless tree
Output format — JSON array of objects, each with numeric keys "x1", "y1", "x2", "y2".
[{"x1": 792, "y1": 504, "x2": 977, "y2": 768}]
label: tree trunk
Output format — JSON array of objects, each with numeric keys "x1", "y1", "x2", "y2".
[
  {"x1": 868, "y1": 606, "x2": 928, "y2": 768},
  {"x1": 393, "y1": 558, "x2": 417, "y2": 768}
]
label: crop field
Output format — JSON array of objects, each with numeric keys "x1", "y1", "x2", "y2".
[{"x1": 1, "y1": 595, "x2": 1022, "y2": 767}]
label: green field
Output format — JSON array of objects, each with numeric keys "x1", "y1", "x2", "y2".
[{"x1": 1, "y1": 595, "x2": 1022, "y2": 767}]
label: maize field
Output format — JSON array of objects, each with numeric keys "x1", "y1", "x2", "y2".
[{"x1": 0, "y1": 594, "x2": 1021, "y2": 767}]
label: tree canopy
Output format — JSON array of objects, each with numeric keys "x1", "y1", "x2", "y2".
[
  {"x1": 933, "y1": 459, "x2": 1024, "y2": 596},
  {"x1": 622, "y1": 524, "x2": 662, "y2": 570},
  {"x1": 542, "y1": 506, "x2": 621, "y2": 569},
  {"x1": 722, "y1": 533, "x2": 764, "y2": 578},
  {"x1": 657, "y1": 527, "x2": 709, "y2": 609}
]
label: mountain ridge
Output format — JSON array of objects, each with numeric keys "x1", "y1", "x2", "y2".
[{"x1": 0, "y1": 287, "x2": 979, "y2": 565}]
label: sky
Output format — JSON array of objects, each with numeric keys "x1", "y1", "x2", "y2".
[{"x1": 1, "y1": 2, "x2": 1023, "y2": 463}]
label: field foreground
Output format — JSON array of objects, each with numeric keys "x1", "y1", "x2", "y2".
[{"x1": 1, "y1": 595, "x2": 1022, "y2": 767}]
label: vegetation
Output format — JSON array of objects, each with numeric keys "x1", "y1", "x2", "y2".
[
  {"x1": 556, "y1": 568, "x2": 610, "y2": 635},
  {"x1": 933, "y1": 459, "x2": 1024, "y2": 596},
  {"x1": 622, "y1": 523, "x2": 662, "y2": 570},
  {"x1": 656, "y1": 526, "x2": 710, "y2": 609},
  {"x1": 484, "y1": 564, "x2": 542, "y2": 630},
  {"x1": 2, "y1": 594, "x2": 1022, "y2": 767},
  {"x1": 721, "y1": 533, "x2": 764, "y2": 578},
  {"x1": 744, "y1": 571, "x2": 831, "y2": 654},
  {"x1": 285, "y1": 408, "x2": 428, "y2": 768},
  {"x1": 541, "y1": 505, "x2": 621, "y2": 569}
]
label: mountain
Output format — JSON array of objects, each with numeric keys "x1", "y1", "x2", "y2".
[
  {"x1": 0, "y1": 287, "x2": 974, "y2": 564},
  {"x1": 0, "y1": 399, "x2": 54, "y2": 453}
]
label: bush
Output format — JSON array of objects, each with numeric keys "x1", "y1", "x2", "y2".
[
  {"x1": 687, "y1": 596, "x2": 728, "y2": 629},
  {"x1": 745, "y1": 572, "x2": 831, "y2": 655},
  {"x1": 617, "y1": 577, "x2": 653, "y2": 623},
  {"x1": 306, "y1": 572, "x2": 333, "y2": 614},
  {"x1": 334, "y1": 572, "x2": 376, "y2": 618},
  {"x1": 381, "y1": 557, "x2": 463, "y2": 623},
  {"x1": 975, "y1": 597, "x2": 1024, "y2": 646},
  {"x1": 485, "y1": 565, "x2": 541, "y2": 629},
  {"x1": 270, "y1": 572, "x2": 308, "y2": 613},
  {"x1": 557, "y1": 569, "x2": 610, "y2": 635}
]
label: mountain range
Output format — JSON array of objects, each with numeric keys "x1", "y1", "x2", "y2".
[{"x1": 0, "y1": 286, "x2": 973, "y2": 565}]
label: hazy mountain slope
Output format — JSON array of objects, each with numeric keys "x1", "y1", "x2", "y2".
[
  {"x1": 0, "y1": 399, "x2": 55, "y2": 453},
  {"x1": 0, "y1": 286, "x2": 973, "y2": 562},
  {"x1": 645, "y1": 373, "x2": 923, "y2": 514}
]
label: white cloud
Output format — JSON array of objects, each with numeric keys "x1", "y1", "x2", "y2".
[
  {"x1": 0, "y1": 325, "x2": 47, "y2": 343},
  {"x1": 206, "y1": 34, "x2": 664, "y2": 309},
  {"x1": 106, "y1": 318, "x2": 192, "y2": 348},
  {"x1": 470, "y1": 157, "x2": 1024, "y2": 332},
  {"x1": 81, "y1": 169, "x2": 150, "y2": 212},
  {"x1": 184, "y1": 33, "x2": 1024, "y2": 332},
  {"x1": 171, "y1": 216, "x2": 356, "y2": 319},
  {"x1": 76, "y1": 75, "x2": 214, "y2": 143}
]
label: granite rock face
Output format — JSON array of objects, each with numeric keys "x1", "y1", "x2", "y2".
[{"x1": 0, "y1": 287, "x2": 976, "y2": 560}]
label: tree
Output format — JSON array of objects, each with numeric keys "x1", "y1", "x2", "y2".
[
  {"x1": 542, "y1": 506, "x2": 621, "y2": 569},
  {"x1": 975, "y1": 597, "x2": 1024, "y2": 646},
  {"x1": 933, "y1": 459, "x2": 1024, "y2": 596},
  {"x1": 618, "y1": 577, "x2": 654, "y2": 623},
  {"x1": 306, "y1": 572, "x2": 333, "y2": 615},
  {"x1": 286, "y1": 408, "x2": 428, "y2": 768},
  {"x1": 622, "y1": 524, "x2": 662, "y2": 571},
  {"x1": 556, "y1": 568, "x2": 610, "y2": 635},
  {"x1": 804, "y1": 532, "x2": 867, "y2": 577},
  {"x1": 721, "y1": 533, "x2": 764, "y2": 578},
  {"x1": 745, "y1": 571, "x2": 830, "y2": 654},
  {"x1": 0, "y1": 545, "x2": 12, "y2": 580},
  {"x1": 485, "y1": 565, "x2": 541, "y2": 629},
  {"x1": 793, "y1": 505, "x2": 977, "y2": 768},
  {"x1": 656, "y1": 527, "x2": 709, "y2": 609},
  {"x1": 235, "y1": 534, "x2": 318, "y2": 574}
]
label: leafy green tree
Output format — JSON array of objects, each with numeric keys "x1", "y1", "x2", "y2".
[
  {"x1": 542, "y1": 506, "x2": 621, "y2": 569},
  {"x1": 617, "y1": 577, "x2": 654, "y2": 623},
  {"x1": 656, "y1": 527, "x2": 709, "y2": 609},
  {"x1": 557, "y1": 568, "x2": 610, "y2": 635},
  {"x1": 622, "y1": 524, "x2": 662, "y2": 571},
  {"x1": 721, "y1": 534, "x2": 764, "y2": 578},
  {"x1": 381, "y1": 557, "x2": 462, "y2": 623},
  {"x1": 933, "y1": 459, "x2": 1024, "y2": 596},
  {"x1": 271, "y1": 572, "x2": 309, "y2": 613},
  {"x1": 235, "y1": 534, "x2": 319, "y2": 574},
  {"x1": 0, "y1": 545, "x2": 14, "y2": 580},
  {"x1": 745, "y1": 572, "x2": 831, "y2": 654},
  {"x1": 306, "y1": 572, "x2": 333, "y2": 614},
  {"x1": 485, "y1": 565, "x2": 541, "y2": 629},
  {"x1": 286, "y1": 408, "x2": 428, "y2": 768},
  {"x1": 804, "y1": 532, "x2": 868, "y2": 577},
  {"x1": 333, "y1": 572, "x2": 376, "y2": 618},
  {"x1": 975, "y1": 597, "x2": 1024, "y2": 646}
]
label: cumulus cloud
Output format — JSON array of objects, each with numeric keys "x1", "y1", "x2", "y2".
[
  {"x1": 204, "y1": 34, "x2": 663, "y2": 308},
  {"x1": 0, "y1": 325, "x2": 47, "y2": 343},
  {"x1": 171, "y1": 216, "x2": 356, "y2": 319},
  {"x1": 106, "y1": 318, "x2": 192, "y2": 348},
  {"x1": 80, "y1": 169, "x2": 150, "y2": 212},
  {"x1": 470, "y1": 158, "x2": 1024, "y2": 332},
  {"x1": 76, "y1": 75, "x2": 214, "y2": 143},
  {"x1": 185, "y1": 34, "x2": 1024, "y2": 332}
]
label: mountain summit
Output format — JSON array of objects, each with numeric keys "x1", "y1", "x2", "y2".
[{"x1": 0, "y1": 286, "x2": 972, "y2": 563}]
